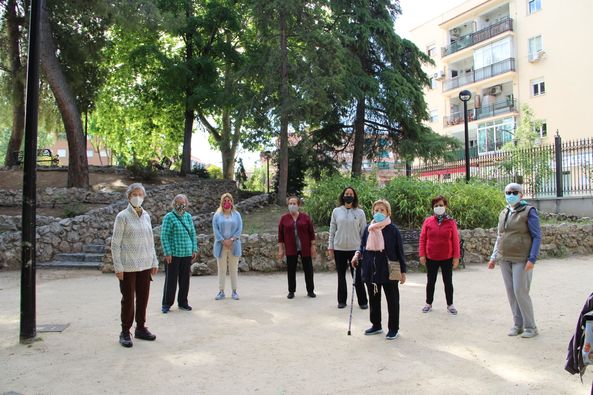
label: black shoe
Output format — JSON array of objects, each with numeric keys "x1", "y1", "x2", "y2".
[
  {"x1": 360, "y1": 304, "x2": 369, "y2": 310},
  {"x1": 364, "y1": 326, "x2": 383, "y2": 336},
  {"x1": 287, "y1": 292, "x2": 295, "y2": 299},
  {"x1": 134, "y1": 327, "x2": 156, "y2": 341},
  {"x1": 179, "y1": 304, "x2": 192, "y2": 311},
  {"x1": 338, "y1": 303, "x2": 347, "y2": 309},
  {"x1": 119, "y1": 332, "x2": 133, "y2": 348},
  {"x1": 307, "y1": 292, "x2": 316, "y2": 298}
]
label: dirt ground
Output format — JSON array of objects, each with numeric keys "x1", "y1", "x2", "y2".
[{"x1": 1, "y1": 256, "x2": 592, "y2": 394}]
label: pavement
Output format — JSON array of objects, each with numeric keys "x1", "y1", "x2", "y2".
[{"x1": 1, "y1": 256, "x2": 593, "y2": 395}]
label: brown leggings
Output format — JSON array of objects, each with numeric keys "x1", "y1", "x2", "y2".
[{"x1": 119, "y1": 269, "x2": 152, "y2": 333}]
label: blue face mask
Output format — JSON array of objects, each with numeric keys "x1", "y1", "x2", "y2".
[
  {"x1": 373, "y1": 212, "x2": 386, "y2": 222},
  {"x1": 505, "y1": 193, "x2": 520, "y2": 206}
]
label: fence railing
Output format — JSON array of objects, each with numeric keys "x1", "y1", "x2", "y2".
[
  {"x1": 443, "y1": 99, "x2": 517, "y2": 128},
  {"x1": 407, "y1": 136, "x2": 593, "y2": 198},
  {"x1": 442, "y1": 18, "x2": 514, "y2": 57},
  {"x1": 443, "y1": 58, "x2": 516, "y2": 91}
]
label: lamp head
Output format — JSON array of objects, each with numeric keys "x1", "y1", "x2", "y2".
[{"x1": 459, "y1": 90, "x2": 472, "y2": 102}]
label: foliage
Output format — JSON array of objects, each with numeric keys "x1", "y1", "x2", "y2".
[
  {"x1": 62, "y1": 202, "x2": 87, "y2": 218},
  {"x1": 306, "y1": 175, "x2": 505, "y2": 229},
  {"x1": 191, "y1": 163, "x2": 210, "y2": 179},
  {"x1": 126, "y1": 160, "x2": 159, "y2": 182},
  {"x1": 207, "y1": 164, "x2": 223, "y2": 179},
  {"x1": 244, "y1": 165, "x2": 266, "y2": 192},
  {"x1": 235, "y1": 158, "x2": 248, "y2": 189},
  {"x1": 272, "y1": 143, "x2": 310, "y2": 197}
]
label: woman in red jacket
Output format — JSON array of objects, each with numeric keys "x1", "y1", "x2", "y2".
[
  {"x1": 277, "y1": 196, "x2": 317, "y2": 299},
  {"x1": 418, "y1": 195, "x2": 460, "y2": 315}
]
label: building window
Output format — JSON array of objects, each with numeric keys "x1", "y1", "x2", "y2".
[
  {"x1": 536, "y1": 122, "x2": 547, "y2": 137},
  {"x1": 99, "y1": 150, "x2": 108, "y2": 157},
  {"x1": 57, "y1": 149, "x2": 67, "y2": 157},
  {"x1": 430, "y1": 77, "x2": 438, "y2": 90},
  {"x1": 427, "y1": 44, "x2": 437, "y2": 58},
  {"x1": 528, "y1": 35, "x2": 543, "y2": 60},
  {"x1": 87, "y1": 150, "x2": 94, "y2": 157},
  {"x1": 531, "y1": 79, "x2": 545, "y2": 96},
  {"x1": 429, "y1": 109, "x2": 439, "y2": 123},
  {"x1": 528, "y1": 0, "x2": 542, "y2": 14},
  {"x1": 477, "y1": 117, "x2": 515, "y2": 153}
]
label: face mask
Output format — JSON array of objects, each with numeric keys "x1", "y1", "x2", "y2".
[
  {"x1": 343, "y1": 196, "x2": 354, "y2": 204},
  {"x1": 373, "y1": 212, "x2": 386, "y2": 222},
  {"x1": 175, "y1": 204, "x2": 185, "y2": 212},
  {"x1": 223, "y1": 202, "x2": 232, "y2": 210},
  {"x1": 433, "y1": 206, "x2": 446, "y2": 216},
  {"x1": 288, "y1": 204, "x2": 299, "y2": 213},
  {"x1": 505, "y1": 194, "x2": 520, "y2": 206},
  {"x1": 130, "y1": 196, "x2": 143, "y2": 208}
]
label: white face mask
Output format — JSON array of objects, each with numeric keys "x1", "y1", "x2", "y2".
[
  {"x1": 130, "y1": 196, "x2": 144, "y2": 208},
  {"x1": 288, "y1": 204, "x2": 299, "y2": 213},
  {"x1": 433, "y1": 206, "x2": 446, "y2": 216}
]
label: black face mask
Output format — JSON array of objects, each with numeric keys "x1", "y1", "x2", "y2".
[{"x1": 344, "y1": 196, "x2": 354, "y2": 204}]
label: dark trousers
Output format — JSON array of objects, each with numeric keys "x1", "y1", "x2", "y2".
[
  {"x1": 286, "y1": 254, "x2": 314, "y2": 293},
  {"x1": 119, "y1": 269, "x2": 152, "y2": 333},
  {"x1": 426, "y1": 258, "x2": 454, "y2": 305},
  {"x1": 335, "y1": 250, "x2": 368, "y2": 306},
  {"x1": 367, "y1": 282, "x2": 400, "y2": 332},
  {"x1": 162, "y1": 256, "x2": 192, "y2": 307}
]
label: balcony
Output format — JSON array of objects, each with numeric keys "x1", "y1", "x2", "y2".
[
  {"x1": 443, "y1": 99, "x2": 517, "y2": 128},
  {"x1": 442, "y1": 17, "x2": 513, "y2": 57},
  {"x1": 443, "y1": 58, "x2": 515, "y2": 91}
]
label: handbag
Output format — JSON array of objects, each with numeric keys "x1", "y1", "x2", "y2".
[{"x1": 388, "y1": 260, "x2": 402, "y2": 281}]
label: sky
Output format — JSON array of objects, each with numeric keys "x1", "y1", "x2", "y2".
[{"x1": 192, "y1": 0, "x2": 469, "y2": 171}]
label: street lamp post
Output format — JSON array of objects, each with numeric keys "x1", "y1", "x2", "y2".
[
  {"x1": 263, "y1": 151, "x2": 272, "y2": 194},
  {"x1": 459, "y1": 90, "x2": 472, "y2": 182}
]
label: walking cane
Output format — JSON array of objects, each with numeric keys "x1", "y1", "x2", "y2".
[{"x1": 347, "y1": 263, "x2": 356, "y2": 336}]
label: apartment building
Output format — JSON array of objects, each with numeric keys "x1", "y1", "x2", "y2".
[{"x1": 409, "y1": 0, "x2": 593, "y2": 155}]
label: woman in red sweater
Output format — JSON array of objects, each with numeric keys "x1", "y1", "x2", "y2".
[
  {"x1": 418, "y1": 195, "x2": 460, "y2": 315},
  {"x1": 277, "y1": 196, "x2": 317, "y2": 299}
]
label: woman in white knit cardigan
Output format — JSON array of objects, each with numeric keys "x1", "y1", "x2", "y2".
[{"x1": 111, "y1": 183, "x2": 158, "y2": 348}]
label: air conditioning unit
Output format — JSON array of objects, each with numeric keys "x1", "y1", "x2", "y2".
[
  {"x1": 433, "y1": 70, "x2": 446, "y2": 80},
  {"x1": 489, "y1": 85, "x2": 503, "y2": 95},
  {"x1": 528, "y1": 50, "x2": 545, "y2": 63}
]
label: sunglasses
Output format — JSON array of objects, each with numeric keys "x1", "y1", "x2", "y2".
[{"x1": 505, "y1": 191, "x2": 520, "y2": 195}]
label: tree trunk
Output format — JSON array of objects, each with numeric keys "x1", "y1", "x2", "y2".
[
  {"x1": 39, "y1": 3, "x2": 88, "y2": 188},
  {"x1": 4, "y1": 0, "x2": 26, "y2": 167},
  {"x1": 180, "y1": 4, "x2": 194, "y2": 176},
  {"x1": 351, "y1": 98, "x2": 365, "y2": 178},
  {"x1": 276, "y1": 8, "x2": 289, "y2": 205}
]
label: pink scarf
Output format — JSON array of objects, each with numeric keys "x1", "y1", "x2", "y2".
[{"x1": 365, "y1": 217, "x2": 391, "y2": 251}]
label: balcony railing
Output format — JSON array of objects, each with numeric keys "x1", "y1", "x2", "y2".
[
  {"x1": 442, "y1": 17, "x2": 513, "y2": 57},
  {"x1": 443, "y1": 99, "x2": 518, "y2": 128},
  {"x1": 443, "y1": 57, "x2": 515, "y2": 91}
]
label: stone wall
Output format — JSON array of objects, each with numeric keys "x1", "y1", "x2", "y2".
[
  {"x1": 0, "y1": 179, "x2": 240, "y2": 269},
  {"x1": 100, "y1": 223, "x2": 593, "y2": 275},
  {"x1": 0, "y1": 187, "x2": 122, "y2": 207}
]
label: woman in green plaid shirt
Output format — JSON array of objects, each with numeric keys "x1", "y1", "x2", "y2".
[{"x1": 160, "y1": 194, "x2": 198, "y2": 313}]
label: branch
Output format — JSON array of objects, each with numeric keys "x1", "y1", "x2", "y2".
[
  {"x1": 364, "y1": 119, "x2": 399, "y2": 133},
  {"x1": 197, "y1": 113, "x2": 221, "y2": 141}
]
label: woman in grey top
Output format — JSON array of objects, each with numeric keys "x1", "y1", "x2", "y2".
[{"x1": 328, "y1": 187, "x2": 368, "y2": 309}]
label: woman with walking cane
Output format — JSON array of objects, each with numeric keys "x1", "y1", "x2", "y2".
[
  {"x1": 328, "y1": 186, "x2": 368, "y2": 310},
  {"x1": 351, "y1": 199, "x2": 406, "y2": 340}
]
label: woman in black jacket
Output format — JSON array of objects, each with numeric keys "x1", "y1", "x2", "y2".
[{"x1": 352, "y1": 199, "x2": 407, "y2": 340}]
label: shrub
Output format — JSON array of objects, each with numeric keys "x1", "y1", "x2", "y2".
[
  {"x1": 207, "y1": 165, "x2": 223, "y2": 179},
  {"x1": 63, "y1": 202, "x2": 87, "y2": 218},
  {"x1": 191, "y1": 163, "x2": 210, "y2": 178},
  {"x1": 306, "y1": 176, "x2": 505, "y2": 229},
  {"x1": 126, "y1": 160, "x2": 158, "y2": 182}
]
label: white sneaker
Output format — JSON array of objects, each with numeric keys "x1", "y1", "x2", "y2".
[
  {"x1": 215, "y1": 291, "x2": 225, "y2": 300},
  {"x1": 507, "y1": 326, "x2": 523, "y2": 336},
  {"x1": 521, "y1": 328, "x2": 538, "y2": 338}
]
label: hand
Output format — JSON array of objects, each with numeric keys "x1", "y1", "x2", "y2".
[
  {"x1": 277, "y1": 250, "x2": 284, "y2": 261},
  {"x1": 115, "y1": 272, "x2": 124, "y2": 281},
  {"x1": 327, "y1": 249, "x2": 334, "y2": 260},
  {"x1": 311, "y1": 246, "x2": 317, "y2": 259},
  {"x1": 487, "y1": 260, "x2": 496, "y2": 269},
  {"x1": 399, "y1": 272, "x2": 406, "y2": 285},
  {"x1": 223, "y1": 239, "x2": 233, "y2": 248},
  {"x1": 419, "y1": 256, "x2": 426, "y2": 266},
  {"x1": 192, "y1": 252, "x2": 198, "y2": 261},
  {"x1": 525, "y1": 261, "x2": 535, "y2": 272},
  {"x1": 164, "y1": 255, "x2": 172, "y2": 264},
  {"x1": 351, "y1": 252, "x2": 360, "y2": 268},
  {"x1": 151, "y1": 267, "x2": 158, "y2": 276},
  {"x1": 452, "y1": 258, "x2": 459, "y2": 269}
]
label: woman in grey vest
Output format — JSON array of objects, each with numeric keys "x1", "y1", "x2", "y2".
[{"x1": 487, "y1": 183, "x2": 541, "y2": 338}]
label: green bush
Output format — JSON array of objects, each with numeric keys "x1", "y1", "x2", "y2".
[
  {"x1": 63, "y1": 202, "x2": 87, "y2": 218},
  {"x1": 207, "y1": 165, "x2": 223, "y2": 179},
  {"x1": 126, "y1": 160, "x2": 158, "y2": 182},
  {"x1": 306, "y1": 176, "x2": 505, "y2": 229}
]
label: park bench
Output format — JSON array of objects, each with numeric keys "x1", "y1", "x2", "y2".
[{"x1": 13, "y1": 149, "x2": 60, "y2": 167}]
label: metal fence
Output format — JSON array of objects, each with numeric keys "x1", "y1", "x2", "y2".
[{"x1": 407, "y1": 135, "x2": 593, "y2": 198}]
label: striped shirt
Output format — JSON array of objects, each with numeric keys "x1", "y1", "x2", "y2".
[
  {"x1": 111, "y1": 204, "x2": 158, "y2": 273},
  {"x1": 161, "y1": 210, "x2": 198, "y2": 257}
]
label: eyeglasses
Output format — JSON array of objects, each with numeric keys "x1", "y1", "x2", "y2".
[{"x1": 505, "y1": 191, "x2": 519, "y2": 195}]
